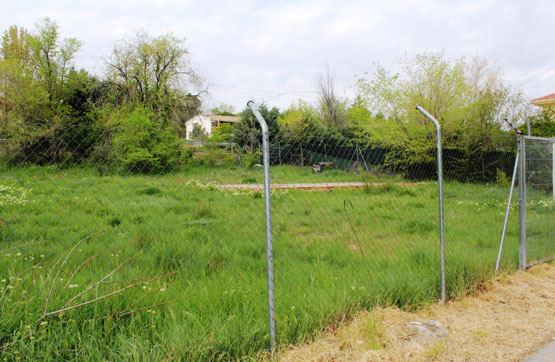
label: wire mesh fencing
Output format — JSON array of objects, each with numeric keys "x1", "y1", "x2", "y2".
[
  {"x1": 0, "y1": 119, "x2": 525, "y2": 359},
  {"x1": 261, "y1": 132, "x2": 520, "y2": 344},
  {"x1": 522, "y1": 136, "x2": 555, "y2": 266},
  {"x1": 0, "y1": 122, "x2": 271, "y2": 360}
]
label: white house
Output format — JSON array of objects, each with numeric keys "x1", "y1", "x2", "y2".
[{"x1": 184, "y1": 114, "x2": 240, "y2": 140}]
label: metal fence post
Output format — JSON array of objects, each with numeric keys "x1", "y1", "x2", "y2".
[
  {"x1": 415, "y1": 105, "x2": 445, "y2": 303},
  {"x1": 518, "y1": 135, "x2": 527, "y2": 270},
  {"x1": 247, "y1": 101, "x2": 276, "y2": 350},
  {"x1": 495, "y1": 139, "x2": 520, "y2": 273}
]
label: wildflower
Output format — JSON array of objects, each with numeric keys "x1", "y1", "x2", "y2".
[
  {"x1": 40, "y1": 321, "x2": 48, "y2": 327},
  {"x1": 159, "y1": 288, "x2": 166, "y2": 292},
  {"x1": 68, "y1": 284, "x2": 79, "y2": 289}
]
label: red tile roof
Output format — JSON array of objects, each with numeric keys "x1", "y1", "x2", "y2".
[{"x1": 531, "y1": 93, "x2": 555, "y2": 103}]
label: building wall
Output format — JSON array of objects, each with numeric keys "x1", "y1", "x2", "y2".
[{"x1": 185, "y1": 115, "x2": 212, "y2": 140}]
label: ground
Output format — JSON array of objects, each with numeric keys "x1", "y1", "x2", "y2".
[{"x1": 276, "y1": 263, "x2": 555, "y2": 362}]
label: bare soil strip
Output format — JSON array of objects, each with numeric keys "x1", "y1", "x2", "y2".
[
  {"x1": 218, "y1": 182, "x2": 421, "y2": 191},
  {"x1": 276, "y1": 263, "x2": 555, "y2": 362}
]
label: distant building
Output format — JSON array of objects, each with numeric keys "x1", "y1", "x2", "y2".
[
  {"x1": 531, "y1": 93, "x2": 555, "y2": 111},
  {"x1": 184, "y1": 114, "x2": 240, "y2": 140}
]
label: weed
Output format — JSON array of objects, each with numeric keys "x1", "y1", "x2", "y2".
[
  {"x1": 495, "y1": 169, "x2": 511, "y2": 188},
  {"x1": 363, "y1": 315, "x2": 384, "y2": 350},
  {"x1": 242, "y1": 177, "x2": 258, "y2": 184},
  {"x1": 195, "y1": 204, "x2": 212, "y2": 218},
  {"x1": 426, "y1": 340, "x2": 445, "y2": 359},
  {"x1": 138, "y1": 186, "x2": 162, "y2": 196}
]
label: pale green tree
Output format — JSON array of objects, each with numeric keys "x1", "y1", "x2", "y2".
[
  {"x1": 356, "y1": 52, "x2": 530, "y2": 158},
  {"x1": 105, "y1": 31, "x2": 203, "y2": 129}
]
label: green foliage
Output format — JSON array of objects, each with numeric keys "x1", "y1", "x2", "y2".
[
  {"x1": 233, "y1": 103, "x2": 281, "y2": 150},
  {"x1": 210, "y1": 103, "x2": 236, "y2": 116},
  {"x1": 208, "y1": 123, "x2": 234, "y2": 143},
  {"x1": 355, "y1": 52, "x2": 528, "y2": 162},
  {"x1": 190, "y1": 124, "x2": 207, "y2": 140},
  {"x1": 106, "y1": 31, "x2": 202, "y2": 129},
  {"x1": 495, "y1": 169, "x2": 511, "y2": 188},
  {"x1": 519, "y1": 110, "x2": 555, "y2": 137},
  {"x1": 106, "y1": 105, "x2": 181, "y2": 173},
  {"x1": 278, "y1": 100, "x2": 320, "y2": 139}
]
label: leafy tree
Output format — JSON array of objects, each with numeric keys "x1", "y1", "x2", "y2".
[
  {"x1": 106, "y1": 31, "x2": 203, "y2": 131},
  {"x1": 210, "y1": 103, "x2": 236, "y2": 116},
  {"x1": 32, "y1": 17, "x2": 82, "y2": 115},
  {"x1": 278, "y1": 100, "x2": 319, "y2": 139},
  {"x1": 0, "y1": 19, "x2": 93, "y2": 164},
  {"x1": 104, "y1": 104, "x2": 180, "y2": 173},
  {"x1": 233, "y1": 103, "x2": 280, "y2": 151},
  {"x1": 519, "y1": 110, "x2": 555, "y2": 137},
  {"x1": 208, "y1": 123, "x2": 234, "y2": 143},
  {"x1": 356, "y1": 52, "x2": 528, "y2": 161}
]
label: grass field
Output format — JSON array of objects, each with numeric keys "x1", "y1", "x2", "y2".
[{"x1": 0, "y1": 162, "x2": 543, "y2": 360}]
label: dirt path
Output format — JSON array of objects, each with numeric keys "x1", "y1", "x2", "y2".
[
  {"x1": 277, "y1": 263, "x2": 555, "y2": 362},
  {"x1": 218, "y1": 182, "x2": 421, "y2": 191}
]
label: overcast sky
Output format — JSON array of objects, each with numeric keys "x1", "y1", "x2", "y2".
[{"x1": 2, "y1": 0, "x2": 554, "y2": 112}]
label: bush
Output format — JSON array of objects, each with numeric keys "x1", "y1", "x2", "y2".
[
  {"x1": 495, "y1": 169, "x2": 511, "y2": 188},
  {"x1": 107, "y1": 105, "x2": 181, "y2": 173}
]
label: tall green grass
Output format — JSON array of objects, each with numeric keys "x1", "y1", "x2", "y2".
[{"x1": 0, "y1": 164, "x2": 528, "y2": 360}]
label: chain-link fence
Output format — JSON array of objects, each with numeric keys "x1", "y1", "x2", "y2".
[
  {"x1": 522, "y1": 136, "x2": 555, "y2": 267},
  {"x1": 0, "y1": 119, "x2": 525, "y2": 360}
]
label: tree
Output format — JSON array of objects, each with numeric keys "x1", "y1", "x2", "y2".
[
  {"x1": 1, "y1": 19, "x2": 89, "y2": 164},
  {"x1": 356, "y1": 52, "x2": 529, "y2": 160},
  {"x1": 233, "y1": 104, "x2": 280, "y2": 151},
  {"x1": 519, "y1": 110, "x2": 555, "y2": 137},
  {"x1": 210, "y1": 103, "x2": 236, "y2": 116},
  {"x1": 32, "y1": 17, "x2": 82, "y2": 116},
  {"x1": 1, "y1": 25, "x2": 46, "y2": 120},
  {"x1": 316, "y1": 65, "x2": 348, "y2": 129},
  {"x1": 105, "y1": 31, "x2": 203, "y2": 130},
  {"x1": 278, "y1": 99, "x2": 319, "y2": 139},
  {"x1": 103, "y1": 104, "x2": 181, "y2": 173}
]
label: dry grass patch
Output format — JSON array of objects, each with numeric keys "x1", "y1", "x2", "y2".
[{"x1": 277, "y1": 263, "x2": 555, "y2": 362}]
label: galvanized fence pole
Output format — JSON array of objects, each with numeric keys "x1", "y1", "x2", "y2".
[
  {"x1": 518, "y1": 135, "x2": 527, "y2": 270},
  {"x1": 247, "y1": 101, "x2": 276, "y2": 350},
  {"x1": 415, "y1": 105, "x2": 445, "y2": 303},
  {"x1": 495, "y1": 140, "x2": 520, "y2": 273}
]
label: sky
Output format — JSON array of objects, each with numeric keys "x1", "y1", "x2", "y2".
[{"x1": 2, "y1": 0, "x2": 554, "y2": 113}]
